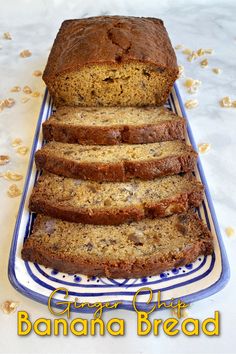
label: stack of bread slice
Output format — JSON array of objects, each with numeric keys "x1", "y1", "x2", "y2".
[{"x1": 21, "y1": 16, "x2": 213, "y2": 278}]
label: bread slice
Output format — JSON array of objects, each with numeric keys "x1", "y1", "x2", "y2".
[
  {"x1": 29, "y1": 173, "x2": 203, "y2": 225},
  {"x1": 21, "y1": 212, "x2": 213, "y2": 278},
  {"x1": 35, "y1": 141, "x2": 197, "y2": 182},
  {"x1": 43, "y1": 106, "x2": 186, "y2": 145},
  {"x1": 43, "y1": 17, "x2": 178, "y2": 107}
]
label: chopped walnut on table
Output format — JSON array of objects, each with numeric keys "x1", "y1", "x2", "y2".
[
  {"x1": 177, "y1": 65, "x2": 184, "y2": 78},
  {"x1": 185, "y1": 99, "x2": 199, "y2": 109},
  {"x1": 19, "y1": 49, "x2": 32, "y2": 58},
  {"x1": 198, "y1": 143, "x2": 211, "y2": 154},
  {"x1": 31, "y1": 91, "x2": 40, "y2": 97},
  {"x1": 1, "y1": 301, "x2": 19, "y2": 314},
  {"x1": 2, "y1": 171, "x2": 23, "y2": 181},
  {"x1": 187, "y1": 51, "x2": 198, "y2": 62},
  {"x1": 4, "y1": 98, "x2": 15, "y2": 108},
  {"x1": 17, "y1": 146, "x2": 29, "y2": 155},
  {"x1": 10, "y1": 86, "x2": 21, "y2": 92},
  {"x1": 225, "y1": 227, "x2": 235, "y2": 237},
  {"x1": 11, "y1": 138, "x2": 22, "y2": 147},
  {"x1": 0, "y1": 100, "x2": 5, "y2": 112},
  {"x1": 184, "y1": 78, "x2": 201, "y2": 94},
  {"x1": 33, "y1": 70, "x2": 42, "y2": 77},
  {"x1": 175, "y1": 44, "x2": 184, "y2": 50},
  {"x1": 182, "y1": 48, "x2": 192, "y2": 55},
  {"x1": 7, "y1": 184, "x2": 22, "y2": 198},
  {"x1": 212, "y1": 68, "x2": 222, "y2": 74},
  {"x1": 0, "y1": 155, "x2": 10, "y2": 165},
  {"x1": 23, "y1": 86, "x2": 32, "y2": 94},
  {"x1": 220, "y1": 96, "x2": 232, "y2": 107},
  {"x1": 3, "y1": 32, "x2": 12, "y2": 40},
  {"x1": 200, "y1": 58, "x2": 209, "y2": 68}
]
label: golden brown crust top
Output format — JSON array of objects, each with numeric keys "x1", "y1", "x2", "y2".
[{"x1": 43, "y1": 16, "x2": 178, "y2": 83}]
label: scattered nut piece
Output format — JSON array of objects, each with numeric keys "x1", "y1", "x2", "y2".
[
  {"x1": 7, "y1": 184, "x2": 22, "y2": 198},
  {"x1": 232, "y1": 101, "x2": 236, "y2": 107},
  {"x1": 197, "y1": 48, "x2": 205, "y2": 56},
  {"x1": 0, "y1": 100, "x2": 5, "y2": 112},
  {"x1": 212, "y1": 68, "x2": 222, "y2": 74},
  {"x1": 177, "y1": 65, "x2": 184, "y2": 78},
  {"x1": 0, "y1": 155, "x2": 10, "y2": 165},
  {"x1": 220, "y1": 96, "x2": 232, "y2": 108},
  {"x1": 205, "y1": 48, "x2": 214, "y2": 54},
  {"x1": 200, "y1": 58, "x2": 209, "y2": 68},
  {"x1": 171, "y1": 307, "x2": 189, "y2": 319},
  {"x1": 11, "y1": 86, "x2": 21, "y2": 92},
  {"x1": 17, "y1": 146, "x2": 29, "y2": 155},
  {"x1": 3, "y1": 32, "x2": 12, "y2": 40},
  {"x1": 4, "y1": 98, "x2": 15, "y2": 108},
  {"x1": 23, "y1": 86, "x2": 32, "y2": 94},
  {"x1": 182, "y1": 48, "x2": 192, "y2": 55},
  {"x1": 33, "y1": 70, "x2": 42, "y2": 77},
  {"x1": 175, "y1": 44, "x2": 184, "y2": 50},
  {"x1": 21, "y1": 97, "x2": 30, "y2": 103},
  {"x1": 198, "y1": 143, "x2": 211, "y2": 154},
  {"x1": 3, "y1": 171, "x2": 23, "y2": 181},
  {"x1": 11, "y1": 138, "x2": 22, "y2": 147},
  {"x1": 31, "y1": 91, "x2": 40, "y2": 97},
  {"x1": 187, "y1": 51, "x2": 198, "y2": 62},
  {"x1": 185, "y1": 99, "x2": 199, "y2": 109},
  {"x1": 225, "y1": 227, "x2": 235, "y2": 237},
  {"x1": 19, "y1": 49, "x2": 32, "y2": 58},
  {"x1": 1, "y1": 301, "x2": 19, "y2": 314},
  {"x1": 184, "y1": 78, "x2": 201, "y2": 94}
]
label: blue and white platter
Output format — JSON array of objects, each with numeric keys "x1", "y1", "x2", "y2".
[{"x1": 8, "y1": 84, "x2": 230, "y2": 312}]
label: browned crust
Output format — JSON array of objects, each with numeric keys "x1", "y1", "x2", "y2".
[
  {"x1": 43, "y1": 16, "x2": 178, "y2": 85},
  {"x1": 35, "y1": 147, "x2": 197, "y2": 182},
  {"x1": 42, "y1": 118, "x2": 186, "y2": 145},
  {"x1": 29, "y1": 189, "x2": 204, "y2": 225},
  {"x1": 21, "y1": 214, "x2": 213, "y2": 278}
]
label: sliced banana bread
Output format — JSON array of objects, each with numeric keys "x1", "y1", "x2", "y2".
[
  {"x1": 35, "y1": 141, "x2": 197, "y2": 182},
  {"x1": 29, "y1": 173, "x2": 204, "y2": 225},
  {"x1": 21, "y1": 212, "x2": 213, "y2": 278},
  {"x1": 43, "y1": 106, "x2": 186, "y2": 145},
  {"x1": 43, "y1": 17, "x2": 178, "y2": 107}
]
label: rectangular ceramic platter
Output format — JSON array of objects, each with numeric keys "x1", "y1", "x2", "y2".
[{"x1": 8, "y1": 84, "x2": 230, "y2": 312}]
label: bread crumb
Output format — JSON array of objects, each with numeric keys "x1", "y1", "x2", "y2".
[
  {"x1": 225, "y1": 227, "x2": 235, "y2": 237},
  {"x1": 198, "y1": 143, "x2": 211, "y2": 154},
  {"x1": 0, "y1": 155, "x2": 10, "y2": 165},
  {"x1": 23, "y1": 86, "x2": 32, "y2": 94},
  {"x1": 200, "y1": 58, "x2": 209, "y2": 68},
  {"x1": 19, "y1": 49, "x2": 32, "y2": 58},
  {"x1": 21, "y1": 97, "x2": 30, "y2": 103},
  {"x1": 185, "y1": 99, "x2": 199, "y2": 109},
  {"x1": 177, "y1": 65, "x2": 184, "y2": 78},
  {"x1": 11, "y1": 138, "x2": 22, "y2": 147},
  {"x1": 220, "y1": 96, "x2": 232, "y2": 107},
  {"x1": 10, "y1": 86, "x2": 21, "y2": 92},
  {"x1": 212, "y1": 68, "x2": 222, "y2": 74},
  {"x1": 1, "y1": 301, "x2": 19, "y2": 314},
  {"x1": 3, "y1": 171, "x2": 23, "y2": 181},
  {"x1": 182, "y1": 48, "x2": 192, "y2": 55},
  {"x1": 3, "y1": 32, "x2": 12, "y2": 40},
  {"x1": 175, "y1": 44, "x2": 184, "y2": 50},
  {"x1": 4, "y1": 98, "x2": 15, "y2": 108},
  {"x1": 31, "y1": 91, "x2": 40, "y2": 97},
  {"x1": 7, "y1": 184, "x2": 22, "y2": 197},
  {"x1": 33, "y1": 70, "x2": 42, "y2": 77},
  {"x1": 17, "y1": 146, "x2": 29, "y2": 155}
]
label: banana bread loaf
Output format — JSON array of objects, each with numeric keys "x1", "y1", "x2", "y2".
[
  {"x1": 43, "y1": 16, "x2": 178, "y2": 107},
  {"x1": 43, "y1": 106, "x2": 186, "y2": 144},
  {"x1": 35, "y1": 141, "x2": 197, "y2": 181},
  {"x1": 21, "y1": 212, "x2": 213, "y2": 278},
  {"x1": 29, "y1": 173, "x2": 204, "y2": 225}
]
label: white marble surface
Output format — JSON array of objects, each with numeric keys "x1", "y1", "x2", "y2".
[{"x1": 0, "y1": 1, "x2": 236, "y2": 353}]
